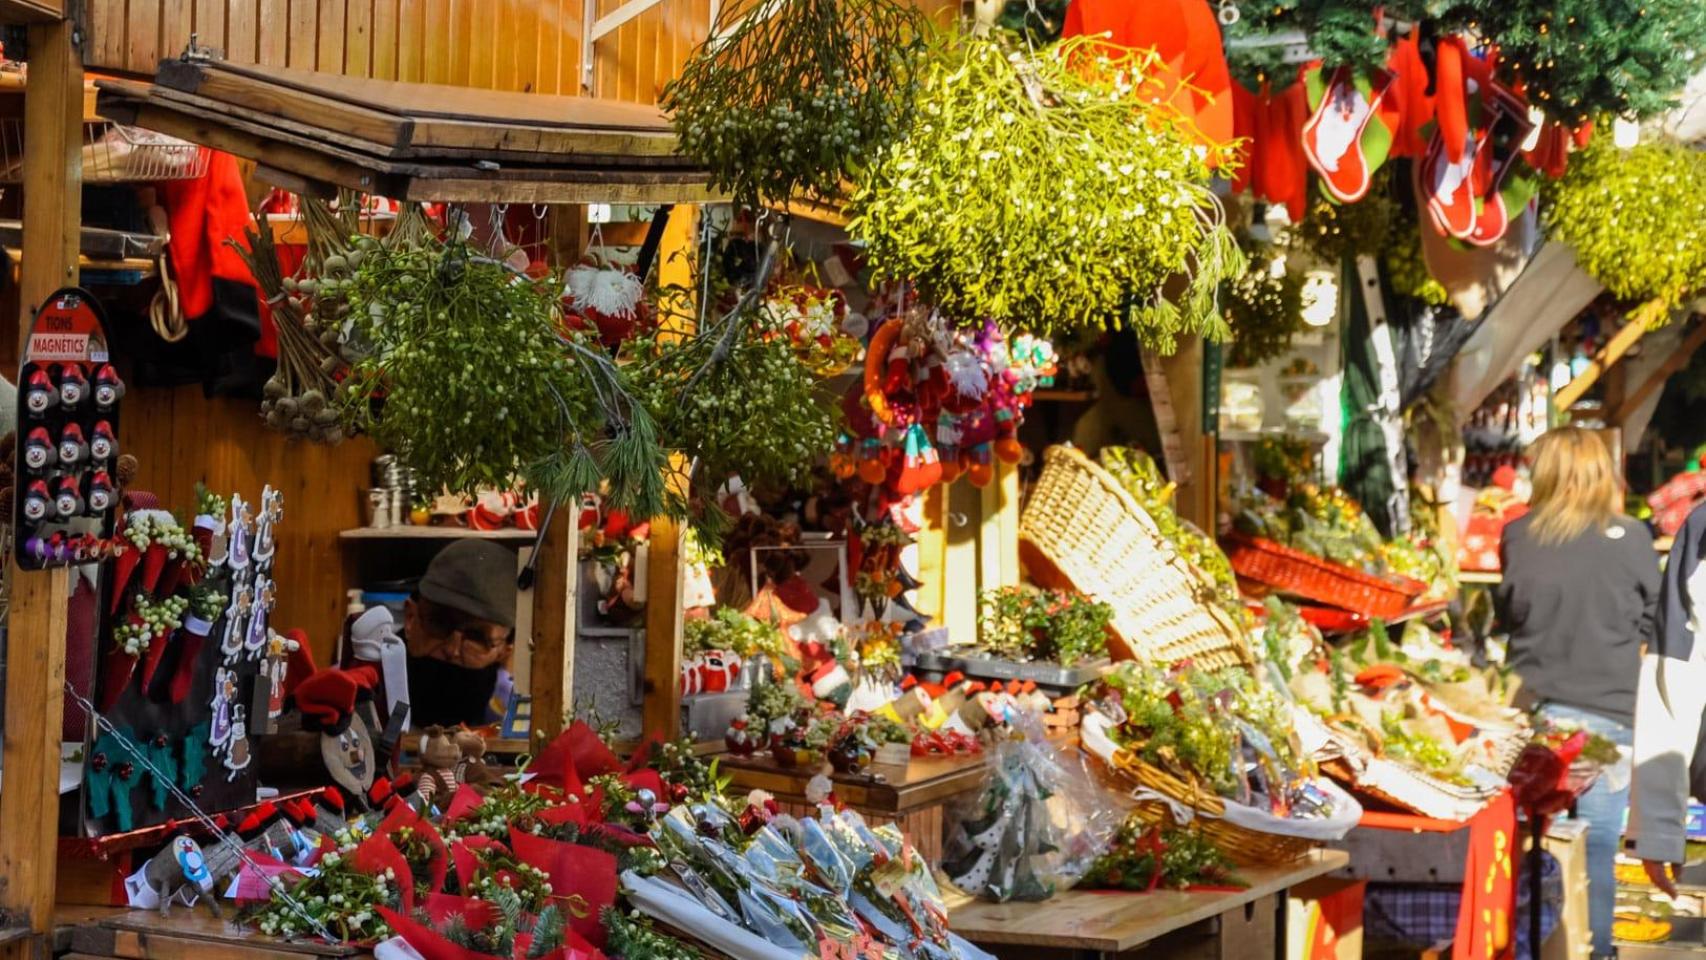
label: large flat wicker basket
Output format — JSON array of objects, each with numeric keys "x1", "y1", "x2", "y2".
[{"x1": 1019, "y1": 445, "x2": 1252, "y2": 669}]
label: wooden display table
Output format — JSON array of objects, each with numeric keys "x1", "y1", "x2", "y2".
[
  {"x1": 717, "y1": 751, "x2": 989, "y2": 865},
  {"x1": 63, "y1": 909, "x2": 364, "y2": 960},
  {"x1": 946, "y1": 848, "x2": 1349, "y2": 960}
]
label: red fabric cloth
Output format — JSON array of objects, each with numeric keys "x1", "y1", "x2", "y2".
[
  {"x1": 1063, "y1": 0, "x2": 1236, "y2": 154},
  {"x1": 1388, "y1": 31, "x2": 1436, "y2": 159},
  {"x1": 156, "y1": 150, "x2": 264, "y2": 338},
  {"x1": 1359, "y1": 793, "x2": 1517, "y2": 960},
  {"x1": 1230, "y1": 78, "x2": 1309, "y2": 221}
]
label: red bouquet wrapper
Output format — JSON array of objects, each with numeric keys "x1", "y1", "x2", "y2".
[
  {"x1": 378, "y1": 907, "x2": 607, "y2": 960},
  {"x1": 350, "y1": 832, "x2": 417, "y2": 911},
  {"x1": 109, "y1": 544, "x2": 140, "y2": 613},
  {"x1": 443, "y1": 784, "x2": 485, "y2": 823},
  {"x1": 509, "y1": 827, "x2": 619, "y2": 947},
  {"x1": 1508, "y1": 743, "x2": 1574, "y2": 817},
  {"x1": 139, "y1": 543, "x2": 169, "y2": 594},
  {"x1": 138, "y1": 623, "x2": 174, "y2": 695},
  {"x1": 379, "y1": 801, "x2": 450, "y2": 892},
  {"x1": 449, "y1": 835, "x2": 508, "y2": 890},
  {"x1": 422, "y1": 893, "x2": 496, "y2": 928},
  {"x1": 529, "y1": 721, "x2": 621, "y2": 792}
]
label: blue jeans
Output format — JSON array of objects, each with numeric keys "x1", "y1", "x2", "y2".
[{"x1": 1540, "y1": 703, "x2": 1633, "y2": 959}]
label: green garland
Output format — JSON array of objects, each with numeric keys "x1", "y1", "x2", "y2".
[
  {"x1": 1545, "y1": 138, "x2": 1706, "y2": 313},
  {"x1": 661, "y1": 0, "x2": 926, "y2": 206},
  {"x1": 849, "y1": 32, "x2": 1243, "y2": 346},
  {"x1": 1462, "y1": 0, "x2": 1706, "y2": 123}
]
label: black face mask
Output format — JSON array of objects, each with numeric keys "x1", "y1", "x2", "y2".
[{"x1": 406, "y1": 653, "x2": 500, "y2": 728}]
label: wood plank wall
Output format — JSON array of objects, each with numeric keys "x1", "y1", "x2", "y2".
[
  {"x1": 85, "y1": 0, "x2": 961, "y2": 102},
  {"x1": 122, "y1": 386, "x2": 378, "y2": 662},
  {"x1": 84, "y1": 0, "x2": 710, "y2": 103}
]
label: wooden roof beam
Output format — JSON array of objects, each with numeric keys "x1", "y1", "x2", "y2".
[
  {"x1": 1612, "y1": 316, "x2": 1706, "y2": 425},
  {"x1": 1552, "y1": 302, "x2": 1666, "y2": 412}
]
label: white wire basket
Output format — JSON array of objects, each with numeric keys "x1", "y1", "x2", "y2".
[{"x1": 0, "y1": 120, "x2": 208, "y2": 184}]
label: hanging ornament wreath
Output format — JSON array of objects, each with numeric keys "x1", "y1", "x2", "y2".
[
  {"x1": 1545, "y1": 139, "x2": 1706, "y2": 317},
  {"x1": 849, "y1": 33, "x2": 1244, "y2": 349},
  {"x1": 661, "y1": 0, "x2": 927, "y2": 207}
]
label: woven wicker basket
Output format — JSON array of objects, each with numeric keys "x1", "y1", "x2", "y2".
[
  {"x1": 1223, "y1": 533, "x2": 1427, "y2": 619},
  {"x1": 1019, "y1": 446, "x2": 1252, "y2": 669},
  {"x1": 1108, "y1": 750, "x2": 1315, "y2": 866}
]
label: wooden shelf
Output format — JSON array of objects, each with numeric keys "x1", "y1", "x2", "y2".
[
  {"x1": 1032, "y1": 388, "x2": 1097, "y2": 403},
  {"x1": 339, "y1": 526, "x2": 538, "y2": 542}
]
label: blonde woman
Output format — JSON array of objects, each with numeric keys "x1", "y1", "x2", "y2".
[{"x1": 1496, "y1": 427, "x2": 1658, "y2": 959}]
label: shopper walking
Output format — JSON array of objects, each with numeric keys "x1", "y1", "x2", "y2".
[
  {"x1": 1497, "y1": 427, "x2": 1659, "y2": 959},
  {"x1": 1631, "y1": 497, "x2": 1706, "y2": 900}
]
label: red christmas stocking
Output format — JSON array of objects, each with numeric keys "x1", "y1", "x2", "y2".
[
  {"x1": 1303, "y1": 65, "x2": 1399, "y2": 203},
  {"x1": 894, "y1": 424, "x2": 941, "y2": 495}
]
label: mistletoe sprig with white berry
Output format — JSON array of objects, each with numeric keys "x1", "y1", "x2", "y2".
[
  {"x1": 243, "y1": 849, "x2": 402, "y2": 941},
  {"x1": 123, "y1": 512, "x2": 201, "y2": 562}
]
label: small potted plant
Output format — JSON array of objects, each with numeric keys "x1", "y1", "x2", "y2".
[
  {"x1": 978, "y1": 585, "x2": 1112, "y2": 667},
  {"x1": 869, "y1": 715, "x2": 914, "y2": 767}
]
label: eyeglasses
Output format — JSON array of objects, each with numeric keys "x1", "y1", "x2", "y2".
[{"x1": 449, "y1": 626, "x2": 508, "y2": 654}]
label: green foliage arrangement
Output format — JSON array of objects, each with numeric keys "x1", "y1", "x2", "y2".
[
  {"x1": 1223, "y1": 245, "x2": 1307, "y2": 369},
  {"x1": 625, "y1": 319, "x2": 840, "y2": 534},
  {"x1": 1545, "y1": 139, "x2": 1706, "y2": 315},
  {"x1": 746, "y1": 680, "x2": 808, "y2": 729},
  {"x1": 1081, "y1": 819, "x2": 1243, "y2": 891},
  {"x1": 1224, "y1": 1, "x2": 1404, "y2": 77},
  {"x1": 849, "y1": 33, "x2": 1243, "y2": 348},
  {"x1": 978, "y1": 585, "x2": 1113, "y2": 667},
  {"x1": 661, "y1": 0, "x2": 926, "y2": 206},
  {"x1": 246, "y1": 847, "x2": 400, "y2": 940},
  {"x1": 683, "y1": 607, "x2": 789, "y2": 661},
  {"x1": 1097, "y1": 660, "x2": 1298, "y2": 798},
  {"x1": 339, "y1": 235, "x2": 667, "y2": 517}
]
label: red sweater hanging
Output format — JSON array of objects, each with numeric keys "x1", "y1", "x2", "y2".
[{"x1": 1062, "y1": 0, "x2": 1236, "y2": 156}]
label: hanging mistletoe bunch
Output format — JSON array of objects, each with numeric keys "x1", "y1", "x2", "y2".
[
  {"x1": 1545, "y1": 139, "x2": 1706, "y2": 314},
  {"x1": 624, "y1": 311, "x2": 841, "y2": 538},
  {"x1": 1223, "y1": 244, "x2": 1306, "y2": 368},
  {"x1": 850, "y1": 33, "x2": 1243, "y2": 349},
  {"x1": 339, "y1": 233, "x2": 668, "y2": 517},
  {"x1": 661, "y1": 0, "x2": 926, "y2": 206}
]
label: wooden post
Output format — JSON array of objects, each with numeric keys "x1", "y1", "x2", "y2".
[
  {"x1": 0, "y1": 16, "x2": 82, "y2": 951},
  {"x1": 1158, "y1": 338, "x2": 1208, "y2": 529},
  {"x1": 527, "y1": 507, "x2": 579, "y2": 744},
  {"x1": 639, "y1": 207, "x2": 696, "y2": 739}
]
